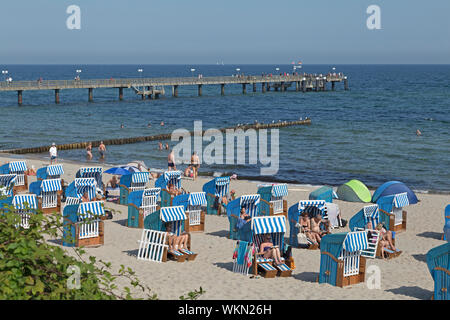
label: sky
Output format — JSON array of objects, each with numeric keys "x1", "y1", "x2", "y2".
[{"x1": 0, "y1": 0, "x2": 449, "y2": 64}]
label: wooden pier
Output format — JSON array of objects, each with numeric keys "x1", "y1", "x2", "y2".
[
  {"x1": 0, "y1": 74, "x2": 348, "y2": 106},
  {"x1": 0, "y1": 119, "x2": 311, "y2": 154}
]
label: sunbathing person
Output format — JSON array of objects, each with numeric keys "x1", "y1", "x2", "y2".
[
  {"x1": 81, "y1": 192, "x2": 90, "y2": 203},
  {"x1": 299, "y1": 212, "x2": 319, "y2": 246},
  {"x1": 107, "y1": 175, "x2": 119, "y2": 189},
  {"x1": 310, "y1": 212, "x2": 330, "y2": 243},
  {"x1": 376, "y1": 223, "x2": 400, "y2": 258},
  {"x1": 166, "y1": 223, "x2": 189, "y2": 251},
  {"x1": 236, "y1": 207, "x2": 251, "y2": 229},
  {"x1": 259, "y1": 234, "x2": 282, "y2": 265},
  {"x1": 167, "y1": 183, "x2": 183, "y2": 196}
]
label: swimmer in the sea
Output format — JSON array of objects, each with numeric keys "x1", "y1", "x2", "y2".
[{"x1": 416, "y1": 129, "x2": 422, "y2": 136}]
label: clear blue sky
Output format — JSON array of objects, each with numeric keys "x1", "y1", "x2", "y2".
[{"x1": 0, "y1": 0, "x2": 449, "y2": 64}]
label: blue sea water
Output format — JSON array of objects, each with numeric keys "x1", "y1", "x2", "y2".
[{"x1": 0, "y1": 64, "x2": 449, "y2": 191}]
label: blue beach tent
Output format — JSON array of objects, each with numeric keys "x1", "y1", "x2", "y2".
[
  {"x1": 309, "y1": 186, "x2": 338, "y2": 203},
  {"x1": 372, "y1": 181, "x2": 418, "y2": 204}
]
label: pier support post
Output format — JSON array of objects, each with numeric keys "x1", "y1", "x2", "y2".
[
  {"x1": 281, "y1": 82, "x2": 285, "y2": 92},
  {"x1": 221, "y1": 84, "x2": 225, "y2": 96},
  {"x1": 252, "y1": 83, "x2": 256, "y2": 92},
  {"x1": 262, "y1": 83, "x2": 266, "y2": 93},
  {"x1": 173, "y1": 85, "x2": 178, "y2": 97},
  {"x1": 267, "y1": 84, "x2": 271, "y2": 91},
  {"x1": 315, "y1": 79, "x2": 319, "y2": 92},
  {"x1": 155, "y1": 93, "x2": 160, "y2": 99},
  {"x1": 88, "y1": 88, "x2": 93, "y2": 102},
  {"x1": 331, "y1": 81, "x2": 335, "y2": 91},
  {"x1": 302, "y1": 80, "x2": 306, "y2": 92},
  {"x1": 296, "y1": 81, "x2": 300, "y2": 92},
  {"x1": 141, "y1": 93, "x2": 146, "y2": 100},
  {"x1": 198, "y1": 84, "x2": 202, "y2": 96},
  {"x1": 274, "y1": 85, "x2": 279, "y2": 92},
  {"x1": 18, "y1": 90, "x2": 23, "y2": 106},
  {"x1": 55, "y1": 89, "x2": 60, "y2": 104},
  {"x1": 322, "y1": 79, "x2": 327, "y2": 91},
  {"x1": 119, "y1": 87, "x2": 124, "y2": 100},
  {"x1": 344, "y1": 78, "x2": 349, "y2": 90},
  {"x1": 242, "y1": 83, "x2": 246, "y2": 94}
]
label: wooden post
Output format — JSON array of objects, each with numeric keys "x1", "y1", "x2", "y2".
[
  {"x1": 262, "y1": 83, "x2": 266, "y2": 93},
  {"x1": 18, "y1": 90, "x2": 23, "y2": 106},
  {"x1": 221, "y1": 84, "x2": 225, "y2": 96},
  {"x1": 88, "y1": 88, "x2": 93, "y2": 102},
  {"x1": 315, "y1": 79, "x2": 319, "y2": 92},
  {"x1": 252, "y1": 83, "x2": 256, "y2": 92},
  {"x1": 119, "y1": 87, "x2": 124, "y2": 100},
  {"x1": 302, "y1": 80, "x2": 306, "y2": 92},
  {"x1": 322, "y1": 79, "x2": 327, "y2": 91},
  {"x1": 173, "y1": 85, "x2": 178, "y2": 97},
  {"x1": 198, "y1": 84, "x2": 202, "y2": 96},
  {"x1": 267, "y1": 84, "x2": 271, "y2": 91},
  {"x1": 296, "y1": 81, "x2": 300, "y2": 92},
  {"x1": 344, "y1": 78, "x2": 349, "y2": 90},
  {"x1": 141, "y1": 93, "x2": 146, "y2": 100},
  {"x1": 332, "y1": 81, "x2": 336, "y2": 91},
  {"x1": 55, "y1": 89, "x2": 60, "y2": 104},
  {"x1": 242, "y1": 83, "x2": 246, "y2": 94},
  {"x1": 281, "y1": 82, "x2": 285, "y2": 92}
]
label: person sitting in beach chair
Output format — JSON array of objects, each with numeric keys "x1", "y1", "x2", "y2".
[
  {"x1": 310, "y1": 211, "x2": 330, "y2": 240},
  {"x1": 298, "y1": 211, "x2": 320, "y2": 248},
  {"x1": 259, "y1": 234, "x2": 283, "y2": 266},
  {"x1": 166, "y1": 222, "x2": 189, "y2": 251},
  {"x1": 376, "y1": 223, "x2": 401, "y2": 259},
  {"x1": 107, "y1": 176, "x2": 119, "y2": 189},
  {"x1": 81, "y1": 192, "x2": 90, "y2": 203},
  {"x1": 236, "y1": 207, "x2": 252, "y2": 229}
]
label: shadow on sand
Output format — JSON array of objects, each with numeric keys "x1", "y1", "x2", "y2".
[
  {"x1": 416, "y1": 231, "x2": 443, "y2": 240},
  {"x1": 386, "y1": 286, "x2": 433, "y2": 300}
]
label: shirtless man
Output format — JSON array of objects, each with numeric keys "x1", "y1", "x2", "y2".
[
  {"x1": 158, "y1": 142, "x2": 163, "y2": 150},
  {"x1": 107, "y1": 175, "x2": 119, "y2": 189},
  {"x1": 310, "y1": 213, "x2": 330, "y2": 243},
  {"x1": 98, "y1": 141, "x2": 106, "y2": 159},
  {"x1": 190, "y1": 152, "x2": 200, "y2": 180},
  {"x1": 167, "y1": 149, "x2": 176, "y2": 171}
]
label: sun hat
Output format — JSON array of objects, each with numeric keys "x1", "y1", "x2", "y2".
[{"x1": 52, "y1": 142, "x2": 56, "y2": 146}]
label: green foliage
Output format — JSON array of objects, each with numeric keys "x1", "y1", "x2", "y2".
[{"x1": 179, "y1": 287, "x2": 205, "y2": 300}]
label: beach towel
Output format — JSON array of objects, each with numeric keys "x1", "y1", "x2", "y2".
[
  {"x1": 237, "y1": 241, "x2": 249, "y2": 265},
  {"x1": 325, "y1": 203, "x2": 340, "y2": 227}
]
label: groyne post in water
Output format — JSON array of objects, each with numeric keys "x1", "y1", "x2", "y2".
[{"x1": 0, "y1": 119, "x2": 312, "y2": 155}]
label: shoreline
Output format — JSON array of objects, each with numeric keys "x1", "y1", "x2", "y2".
[{"x1": 3, "y1": 152, "x2": 449, "y2": 196}]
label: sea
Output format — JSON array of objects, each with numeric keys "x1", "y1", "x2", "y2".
[{"x1": 0, "y1": 64, "x2": 449, "y2": 193}]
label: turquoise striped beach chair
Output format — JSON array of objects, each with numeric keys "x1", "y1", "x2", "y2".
[
  {"x1": 155, "y1": 171, "x2": 183, "y2": 207},
  {"x1": 227, "y1": 194, "x2": 261, "y2": 240},
  {"x1": 127, "y1": 188, "x2": 161, "y2": 228},
  {"x1": 76, "y1": 167, "x2": 104, "y2": 191},
  {"x1": 443, "y1": 205, "x2": 450, "y2": 241},
  {"x1": 62, "y1": 201, "x2": 105, "y2": 247},
  {"x1": 426, "y1": 242, "x2": 450, "y2": 300},
  {"x1": 29, "y1": 178, "x2": 62, "y2": 214},
  {"x1": 12, "y1": 194, "x2": 38, "y2": 229},
  {"x1": 202, "y1": 176, "x2": 231, "y2": 215},
  {"x1": 0, "y1": 161, "x2": 28, "y2": 193},
  {"x1": 119, "y1": 172, "x2": 150, "y2": 205},
  {"x1": 172, "y1": 191, "x2": 207, "y2": 233},
  {"x1": 65, "y1": 178, "x2": 97, "y2": 202},
  {"x1": 257, "y1": 183, "x2": 288, "y2": 218},
  {"x1": 319, "y1": 231, "x2": 368, "y2": 287},
  {"x1": 37, "y1": 164, "x2": 64, "y2": 181},
  {"x1": 377, "y1": 192, "x2": 409, "y2": 232},
  {"x1": 0, "y1": 174, "x2": 16, "y2": 198}
]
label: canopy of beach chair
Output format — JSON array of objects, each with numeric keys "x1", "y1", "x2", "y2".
[
  {"x1": 371, "y1": 181, "x2": 418, "y2": 204},
  {"x1": 46, "y1": 164, "x2": 64, "y2": 176},
  {"x1": 336, "y1": 180, "x2": 371, "y2": 203},
  {"x1": 13, "y1": 194, "x2": 37, "y2": 210}
]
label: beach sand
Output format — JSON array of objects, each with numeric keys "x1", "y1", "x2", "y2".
[{"x1": 2, "y1": 154, "x2": 448, "y2": 300}]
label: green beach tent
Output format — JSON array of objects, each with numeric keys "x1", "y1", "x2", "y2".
[{"x1": 336, "y1": 180, "x2": 371, "y2": 203}]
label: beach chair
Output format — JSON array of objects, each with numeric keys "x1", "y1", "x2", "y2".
[
  {"x1": 426, "y1": 242, "x2": 450, "y2": 300},
  {"x1": 318, "y1": 231, "x2": 368, "y2": 287},
  {"x1": 140, "y1": 205, "x2": 196, "y2": 262},
  {"x1": 202, "y1": 176, "x2": 230, "y2": 215},
  {"x1": 127, "y1": 187, "x2": 161, "y2": 228},
  {"x1": 36, "y1": 164, "x2": 64, "y2": 181},
  {"x1": 0, "y1": 161, "x2": 28, "y2": 193},
  {"x1": 257, "y1": 183, "x2": 288, "y2": 219},
  {"x1": 226, "y1": 194, "x2": 261, "y2": 240},
  {"x1": 288, "y1": 200, "x2": 327, "y2": 249},
  {"x1": 443, "y1": 205, "x2": 450, "y2": 241},
  {"x1": 376, "y1": 192, "x2": 409, "y2": 233},
  {"x1": 172, "y1": 192, "x2": 207, "y2": 233},
  {"x1": 65, "y1": 178, "x2": 98, "y2": 202},
  {"x1": 62, "y1": 201, "x2": 105, "y2": 247},
  {"x1": 240, "y1": 215, "x2": 293, "y2": 278},
  {"x1": 232, "y1": 241, "x2": 254, "y2": 276},
  {"x1": 0, "y1": 174, "x2": 16, "y2": 197},
  {"x1": 76, "y1": 167, "x2": 104, "y2": 192},
  {"x1": 119, "y1": 172, "x2": 150, "y2": 205},
  {"x1": 11, "y1": 194, "x2": 38, "y2": 229},
  {"x1": 29, "y1": 178, "x2": 62, "y2": 214},
  {"x1": 155, "y1": 171, "x2": 183, "y2": 207}
]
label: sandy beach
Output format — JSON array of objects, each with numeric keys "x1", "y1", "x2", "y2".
[{"x1": 2, "y1": 154, "x2": 448, "y2": 300}]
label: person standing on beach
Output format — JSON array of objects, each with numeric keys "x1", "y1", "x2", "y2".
[
  {"x1": 49, "y1": 142, "x2": 57, "y2": 164},
  {"x1": 190, "y1": 151, "x2": 200, "y2": 180},
  {"x1": 158, "y1": 142, "x2": 163, "y2": 150},
  {"x1": 98, "y1": 141, "x2": 106, "y2": 159},
  {"x1": 168, "y1": 149, "x2": 176, "y2": 171},
  {"x1": 86, "y1": 143, "x2": 93, "y2": 160}
]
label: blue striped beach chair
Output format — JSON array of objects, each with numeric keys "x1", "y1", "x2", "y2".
[
  {"x1": 11, "y1": 194, "x2": 38, "y2": 229},
  {"x1": 0, "y1": 174, "x2": 16, "y2": 197},
  {"x1": 258, "y1": 183, "x2": 288, "y2": 218},
  {"x1": 202, "y1": 176, "x2": 230, "y2": 215},
  {"x1": 0, "y1": 161, "x2": 28, "y2": 193},
  {"x1": 127, "y1": 187, "x2": 161, "y2": 228},
  {"x1": 140, "y1": 205, "x2": 196, "y2": 262},
  {"x1": 29, "y1": 178, "x2": 62, "y2": 214},
  {"x1": 226, "y1": 194, "x2": 261, "y2": 240},
  {"x1": 426, "y1": 242, "x2": 450, "y2": 300},
  {"x1": 443, "y1": 205, "x2": 450, "y2": 241},
  {"x1": 62, "y1": 201, "x2": 105, "y2": 247},
  {"x1": 119, "y1": 172, "x2": 150, "y2": 205},
  {"x1": 172, "y1": 191, "x2": 207, "y2": 233},
  {"x1": 76, "y1": 167, "x2": 104, "y2": 191},
  {"x1": 155, "y1": 170, "x2": 183, "y2": 207},
  {"x1": 36, "y1": 164, "x2": 64, "y2": 180},
  {"x1": 243, "y1": 215, "x2": 293, "y2": 278},
  {"x1": 65, "y1": 178, "x2": 97, "y2": 202},
  {"x1": 232, "y1": 241, "x2": 254, "y2": 276},
  {"x1": 377, "y1": 192, "x2": 409, "y2": 232},
  {"x1": 288, "y1": 200, "x2": 327, "y2": 249},
  {"x1": 319, "y1": 231, "x2": 369, "y2": 287}
]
